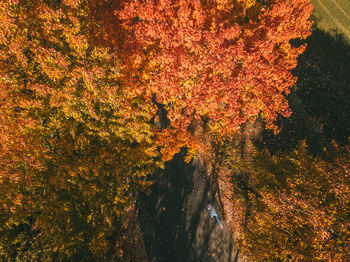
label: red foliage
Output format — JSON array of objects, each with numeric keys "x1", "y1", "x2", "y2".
[{"x1": 116, "y1": 0, "x2": 313, "y2": 139}]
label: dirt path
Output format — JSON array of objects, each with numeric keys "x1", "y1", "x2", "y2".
[{"x1": 136, "y1": 150, "x2": 239, "y2": 262}]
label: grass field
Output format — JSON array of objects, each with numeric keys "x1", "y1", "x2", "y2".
[{"x1": 311, "y1": 0, "x2": 350, "y2": 41}]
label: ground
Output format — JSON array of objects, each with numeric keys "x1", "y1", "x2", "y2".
[{"x1": 137, "y1": 151, "x2": 239, "y2": 262}]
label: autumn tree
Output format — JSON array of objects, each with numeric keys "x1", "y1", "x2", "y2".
[
  {"x1": 0, "y1": 0, "x2": 315, "y2": 260},
  {"x1": 0, "y1": 0, "x2": 159, "y2": 260},
  {"x1": 217, "y1": 138, "x2": 350, "y2": 261},
  {"x1": 114, "y1": 0, "x2": 313, "y2": 159}
]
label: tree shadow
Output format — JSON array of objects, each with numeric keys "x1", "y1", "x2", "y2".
[
  {"x1": 136, "y1": 149, "x2": 237, "y2": 262},
  {"x1": 260, "y1": 24, "x2": 350, "y2": 153}
]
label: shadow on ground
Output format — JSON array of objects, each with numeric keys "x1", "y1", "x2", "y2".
[
  {"x1": 261, "y1": 25, "x2": 350, "y2": 153},
  {"x1": 136, "y1": 150, "x2": 238, "y2": 262}
]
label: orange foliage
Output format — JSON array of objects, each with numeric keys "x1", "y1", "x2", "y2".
[
  {"x1": 217, "y1": 139, "x2": 350, "y2": 261},
  {"x1": 0, "y1": 0, "x2": 315, "y2": 258},
  {"x1": 0, "y1": 1, "x2": 159, "y2": 260},
  {"x1": 115, "y1": 0, "x2": 313, "y2": 146}
]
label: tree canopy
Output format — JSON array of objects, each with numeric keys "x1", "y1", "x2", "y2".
[
  {"x1": 0, "y1": 0, "x2": 158, "y2": 260},
  {"x1": 116, "y1": 0, "x2": 313, "y2": 136},
  {"x1": 218, "y1": 138, "x2": 350, "y2": 261},
  {"x1": 0, "y1": 0, "x2": 315, "y2": 260}
]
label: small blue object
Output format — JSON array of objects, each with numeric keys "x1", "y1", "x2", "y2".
[
  {"x1": 207, "y1": 204, "x2": 217, "y2": 218},
  {"x1": 207, "y1": 203, "x2": 223, "y2": 228}
]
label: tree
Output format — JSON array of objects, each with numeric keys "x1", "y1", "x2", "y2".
[
  {"x1": 115, "y1": 0, "x2": 313, "y2": 154},
  {"x1": 0, "y1": 0, "x2": 159, "y2": 260},
  {"x1": 0, "y1": 0, "x2": 315, "y2": 260},
  {"x1": 218, "y1": 139, "x2": 350, "y2": 261}
]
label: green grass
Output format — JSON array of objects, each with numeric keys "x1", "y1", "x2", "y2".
[{"x1": 311, "y1": 0, "x2": 350, "y2": 41}]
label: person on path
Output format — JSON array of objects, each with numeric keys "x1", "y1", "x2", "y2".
[{"x1": 207, "y1": 201, "x2": 223, "y2": 228}]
